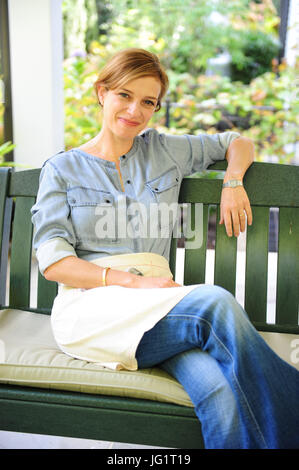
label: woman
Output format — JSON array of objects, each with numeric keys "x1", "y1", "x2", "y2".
[{"x1": 31, "y1": 48, "x2": 299, "y2": 449}]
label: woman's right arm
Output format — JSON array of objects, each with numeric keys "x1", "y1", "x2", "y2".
[{"x1": 44, "y1": 256, "x2": 180, "y2": 289}]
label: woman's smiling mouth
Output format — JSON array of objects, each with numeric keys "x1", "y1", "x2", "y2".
[{"x1": 118, "y1": 117, "x2": 141, "y2": 127}]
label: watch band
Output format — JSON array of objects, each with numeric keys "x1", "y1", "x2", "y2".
[{"x1": 222, "y1": 179, "x2": 243, "y2": 189}]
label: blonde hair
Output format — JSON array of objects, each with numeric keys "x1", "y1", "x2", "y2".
[{"x1": 94, "y1": 48, "x2": 169, "y2": 112}]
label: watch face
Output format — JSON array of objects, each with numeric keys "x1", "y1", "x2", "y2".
[{"x1": 223, "y1": 180, "x2": 242, "y2": 188}]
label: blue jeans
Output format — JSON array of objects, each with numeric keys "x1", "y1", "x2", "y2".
[{"x1": 135, "y1": 285, "x2": 299, "y2": 449}]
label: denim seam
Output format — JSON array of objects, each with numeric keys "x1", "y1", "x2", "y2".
[{"x1": 167, "y1": 313, "x2": 268, "y2": 449}]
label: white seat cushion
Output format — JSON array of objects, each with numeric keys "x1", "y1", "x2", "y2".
[
  {"x1": 0, "y1": 308, "x2": 193, "y2": 407},
  {"x1": 0, "y1": 309, "x2": 298, "y2": 408}
]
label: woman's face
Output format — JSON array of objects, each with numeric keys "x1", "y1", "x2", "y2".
[{"x1": 97, "y1": 75, "x2": 162, "y2": 141}]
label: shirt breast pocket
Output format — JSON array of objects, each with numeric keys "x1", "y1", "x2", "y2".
[
  {"x1": 67, "y1": 186, "x2": 118, "y2": 244},
  {"x1": 145, "y1": 167, "x2": 180, "y2": 232}
]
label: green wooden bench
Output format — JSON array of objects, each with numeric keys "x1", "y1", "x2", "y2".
[{"x1": 0, "y1": 160, "x2": 298, "y2": 449}]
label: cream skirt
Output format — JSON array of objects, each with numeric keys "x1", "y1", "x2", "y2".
[{"x1": 51, "y1": 252, "x2": 198, "y2": 370}]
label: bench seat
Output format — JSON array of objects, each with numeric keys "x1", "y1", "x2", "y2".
[
  {"x1": 0, "y1": 308, "x2": 193, "y2": 407},
  {"x1": 0, "y1": 308, "x2": 297, "y2": 403}
]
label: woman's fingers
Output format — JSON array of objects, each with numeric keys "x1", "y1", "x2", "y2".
[
  {"x1": 245, "y1": 199, "x2": 253, "y2": 226},
  {"x1": 220, "y1": 187, "x2": 253, "y2": 238},
  {"x1": 133, "y1": 276, "x2": 182, "y2": 289}
]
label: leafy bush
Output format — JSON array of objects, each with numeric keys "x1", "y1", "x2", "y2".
[
  {"x1": 64, "y1": 50, "x2": 298, "y2": 164},
  {"x1": 158, "y1": 63, "x2": 299, "y2": 163},
  {"x1": 60, "y1": 1, "x2": 297, "y2": 163},
  {"x1": 230, "y1": 30, "x2": 280, "y2": 83},
  {"x1": 0, "y1": 141, "x2": 15, "y2": 167}
]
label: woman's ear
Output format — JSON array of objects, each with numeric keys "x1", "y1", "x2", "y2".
[{"x1": 97, "y1": 85, "x2": 108, "y2": 107}]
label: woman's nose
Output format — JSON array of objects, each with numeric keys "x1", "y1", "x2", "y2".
[{"x1": 127, "y1": 101, "x2": 141, "y2": 116}]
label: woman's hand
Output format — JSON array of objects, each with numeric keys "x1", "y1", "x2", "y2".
[
  {"x1": 130, "y1": 276, "x2": 182, "y2": 289},
  {"x1": 219, "y1": 185, "x2": 252, "y2": 237},
  {"x1": 221, "y1": 136, "x2": 254, "y2": 237}
]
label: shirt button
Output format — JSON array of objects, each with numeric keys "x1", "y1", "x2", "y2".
[
  {"x1": 121, "y1": 155, "x2": 126, "y2": 160},
  {"x1": 126, "y1": 180, "x2": 131, "y2": 184}
]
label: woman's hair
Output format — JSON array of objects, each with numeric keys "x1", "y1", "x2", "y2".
[{"x1": 94, "y1": 48, "x2": 169, "y2": 112}]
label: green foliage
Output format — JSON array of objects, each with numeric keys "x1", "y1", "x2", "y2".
[
  {"x1": 64, "y1": 47, "x2": 299, "y2": 164},
  {"x1": 0, "y1": 80, "x2": 3, "y2": 146},
  {"x1": 156, "y1": 63, "x2": 299, "y2": 163},
  {"x1": 0, "y1": 141, "x2": 15, "y2": 167},
  {"x1": 230, "y1": 30, "x2": 280, "y2": 83},
  {"x1": 62, "y1": 0, "x2": 298, "y2": 164},
  {"x1": 62, "y1": 0, "x2": 281, "y2": 79},
  {"x1": 64, "y1": 57, "x2": 101, "y2": 149}
]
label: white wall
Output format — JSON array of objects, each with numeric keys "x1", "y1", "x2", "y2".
[
  {"x1": 285, "y1": 0, "x2": 299, "y2": 164},
  {"x1": 8, "y1": 0, "x2": 64, "y2": 168},
  {"x1": 285, "y1": 0, "x2": 299, "y2": 67}
]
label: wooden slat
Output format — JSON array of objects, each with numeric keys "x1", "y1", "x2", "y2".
[
  {"x1": 9, "y1": 168, "x2": 41, "y2": 197},
  {"x1": 169, "y1": 236, "x2": 177, "y2": 279},
  {"x1": 0, "y1": 386, "x2": 203, "y2": 449},
  {"x1": 37, "y1": 271, "x2": 58, "y2": 313},
  {"x1": 179, "y1": 178, "x2": 223, "y2": 205},
  {"x1": 0, "y1": 198, "x2": 13, "y2": 306},
  {"x1": 0, "y1": 168, "x2": 11, "y2": 258},
  {"x1": 214, "y1": 206, "x2": 237, "y2": 295},
  {"x1": 9, "y1": 197, "x2": 35, "y2": 308},
  {"x1": 9, "y1": 162, "x2": 299, "y2": 207},
  {"x1": 244, "y1": 206, "x2": 269, "y2": 323},
  {"x1": 180, "y1": 161, "x2": 299, "y2": 208},
  {"x1": 276, "y1": 207, "x2": 299, "y2": 325},
  {"x1": 184, "y1": 203, "x2": 209, "y2": 285},
  {"x1": 0, "y1": 168, "x2": 11, "y2": 306},
  {"x1": 253, "y1": 322, "x2": 299, "y2": 334}
]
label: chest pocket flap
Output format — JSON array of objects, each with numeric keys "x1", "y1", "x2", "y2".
[
  {"x1": 67, "y1": 187, "x2": 113, "y2": 207},
  {"x1": 146, "y1": 167, "x2": 179, "y2": 193}
]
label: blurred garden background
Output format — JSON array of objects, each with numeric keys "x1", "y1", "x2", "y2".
[
  {"x1": 61, "y1": 0, "x2": 298, "y2": 164},
  {"x1": 0, "y1": 0, "x2": 298, "y2": 166}
]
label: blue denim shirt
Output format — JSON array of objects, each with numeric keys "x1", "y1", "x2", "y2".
[{"x1": 31, "y1": 128, "x2": 240, "y2": 275}]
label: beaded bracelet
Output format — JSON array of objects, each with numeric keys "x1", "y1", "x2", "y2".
[{"x1": 102, "y1": 267, "x2": 111, "y2": 287}]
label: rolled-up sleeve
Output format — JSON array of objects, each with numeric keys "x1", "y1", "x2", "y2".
[
  {"x1": 31, "y1": 161, "x2": 77, "y2": 275},
  {"x1": 161, "y1": 131, "x2": 240, "y2": 176}
]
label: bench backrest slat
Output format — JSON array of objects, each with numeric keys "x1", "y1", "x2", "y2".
[
  {"x1": 0, "y1": 169, "x2": 11, "y2": 306},
  {"x1": 9, "y1": 196, "x2": 35, "y2": 308},
  {"x1": 244, "y1": 206, "x2": 269, "y2": 323},
  {"x1": 276, "y1": 207, "x2": 299, "y2": 325},
  {"x1": 0, "y1": 170, "x2": 10, "y2": 252},
  {"x1": 183, "y1": 203, "x2": 209, "y2": 285},
  {"x1": 37, "y1": 270, "x2": 58, "y2": 310},
  {"x1": 214, "y1": 206, "x2": 238, "y2": 295}
]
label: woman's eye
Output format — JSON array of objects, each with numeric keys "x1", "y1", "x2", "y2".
[
  {"x1": 144, "y1": 100, "x2": 155, "y2": 107},
  {"x1": 119, "y1": 92, "x2": 129, "y2": 99}
]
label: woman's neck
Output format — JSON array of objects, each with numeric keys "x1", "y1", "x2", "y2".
[{"x1": 80, "y1": 129, "x2": 135, "y2": 162}]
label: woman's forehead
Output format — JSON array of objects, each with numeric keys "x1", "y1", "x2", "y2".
[{"x1": 118, "y1": 76, "x2": 161, "y2": 98}]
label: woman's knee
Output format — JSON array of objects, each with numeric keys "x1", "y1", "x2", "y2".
[
  {"x1": 191, "y1": 284, "x2": 239, "y2": 312},
  {"x1": 187, "y1": 284, "x2": 249, "y2": 327}
]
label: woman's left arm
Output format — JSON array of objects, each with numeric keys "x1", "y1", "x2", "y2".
[{"x1": 220, "y1": 136, "x2": 255, "y2": 237}]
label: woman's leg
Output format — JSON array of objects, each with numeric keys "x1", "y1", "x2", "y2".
[
  {"x1": 135, "y1": 284, "x2": 299, "y2": 449},
  {"x1": 162, "y1": 349, "x2": 245, "y2": 449}
]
